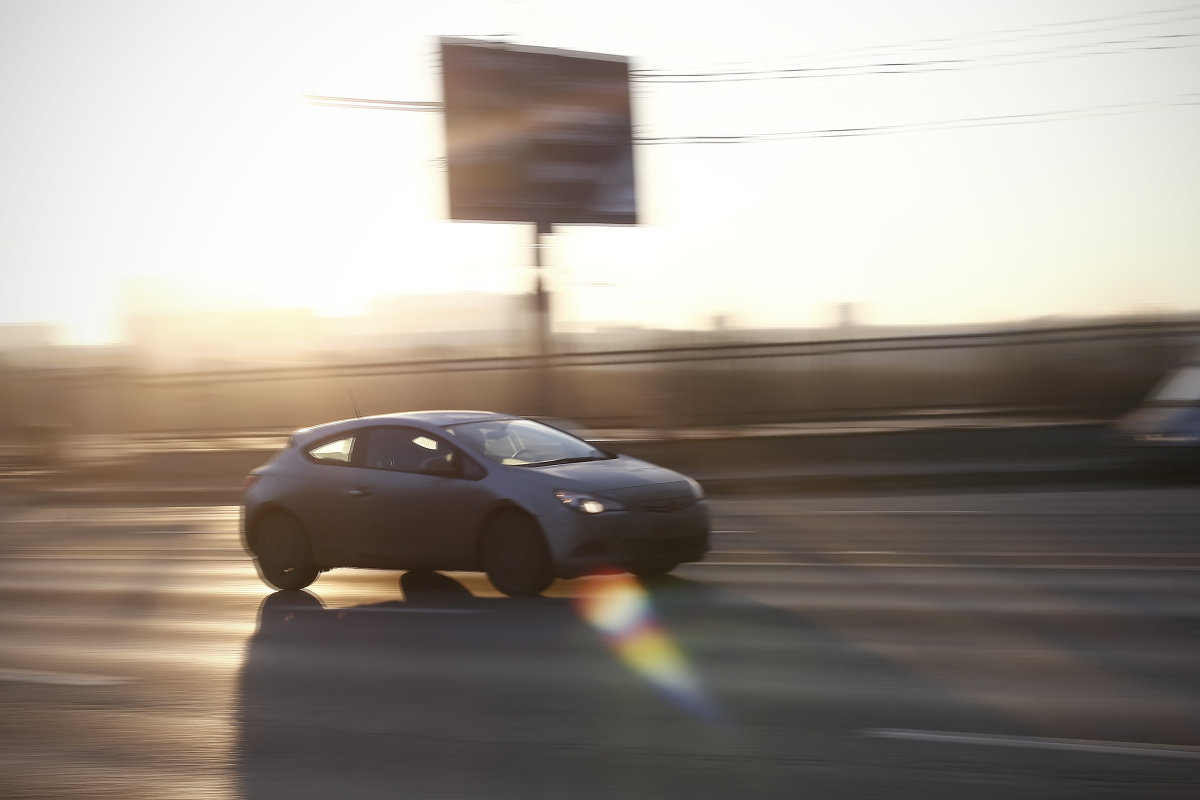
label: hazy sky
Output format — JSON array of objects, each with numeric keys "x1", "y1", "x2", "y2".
[{"x1": 2, "y1": 0, "x2": 1198, "y2": 343}]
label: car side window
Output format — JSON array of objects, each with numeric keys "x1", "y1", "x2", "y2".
[
  {"x1": 307, "y1": 436, "x2": 355, "y2": 464},
  {"x1": 364, "y1": 428, "x2": 449, "y2": 473}
]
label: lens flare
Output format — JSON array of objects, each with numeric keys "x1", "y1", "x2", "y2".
[{"x1": 576, "y1": 573, "x2": 720, "y2": 723}]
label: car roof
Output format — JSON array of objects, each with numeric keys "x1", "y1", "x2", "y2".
[{"x1": 290, "y1": 410, "x2": 518, "y2": 446}]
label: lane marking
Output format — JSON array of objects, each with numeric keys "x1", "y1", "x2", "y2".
[
  {"x1": 4, "y1": 555, "x2": 246, "y2": 561},
  {"x1": 4, "y1": 546, "x2": 240, "y2": 551},
  {"x1": 814, "y1": 510, "x2": 984, "y2": 515},
  {"x1": 691, "y1": 561, "x2": 1200, "y2": 570},
  {"x1": 864, "y1": 729, "x2": 1200, "y2": 760},
  {"x1": 281, "y1": 606, "x2": 479, "y2": 615},
  {"x1": 714, "y1": 506, "x2": 1200, "y2": 517},
  {"x1": 0, "y1": 668, "x2": 131, "y2": 687},
  {"x1": 9, "y1": 556, "x2": 1195, "y2": 570},
  {"x1": 23, "y1": 547, "x2": 1194, "y2": 560},
  {"x1": 710, "y1": 551, "x2": 1200, "y2": 559},
  {"x1": 801, "y1": 510, "x2": 1200, "y2": 517},
  {"x1": 15, "y1": 553, "x2": 1192, "y2": 568}
]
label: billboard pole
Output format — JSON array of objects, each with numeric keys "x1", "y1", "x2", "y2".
[
  {"x1": 533, "y1": 218, "x2": 553, "y2": 416},
  {"x1": 440, "y1": 38, "x2": 637, "y2": 416}
]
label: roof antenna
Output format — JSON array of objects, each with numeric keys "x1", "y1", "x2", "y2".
[{"x1": 347, "y1": 389, "x2": 362, "y2": 419}]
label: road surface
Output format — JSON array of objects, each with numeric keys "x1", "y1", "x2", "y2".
[{"x1": 1, "y1": 487, "x2": 1198, "y2": 799}]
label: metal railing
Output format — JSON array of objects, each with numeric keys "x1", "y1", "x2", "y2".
[{"x1": 3, "y1": 316, "x2": 1198, "y2": 437}]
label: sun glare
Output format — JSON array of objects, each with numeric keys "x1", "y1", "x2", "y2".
[{"x1": 576, "y1": 572, "x2": 720, "y2": 723}]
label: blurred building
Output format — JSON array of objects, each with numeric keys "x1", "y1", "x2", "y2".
[
  {"x1": 120, "y1": 278, "x2": 529, "y2": 371},
  {"x1": 124, "y1": 306, "x2": 325, "y2": 371},
  {"x1": 341, "y1": 293, "x2": 528, "y2": 354},
  {"x1": 0, "y1": 323, "x2": 57, "y2": 368}
]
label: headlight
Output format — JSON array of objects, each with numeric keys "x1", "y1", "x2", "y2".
[{"x1": 554, "y1": 489, "x2": 624, "y2": 514}]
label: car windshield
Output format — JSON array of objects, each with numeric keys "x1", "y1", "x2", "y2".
[
  {"x1": 444, "y1": 418, "x2": 610, "y2": 466},
  {"x1": 1150, "y1": 365, "x2": 1200, "y2": 404}
]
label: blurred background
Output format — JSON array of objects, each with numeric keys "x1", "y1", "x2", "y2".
[
  {"x1": 4, "y1": 7, "x2": 1200, "y2": 799},
  {"x1": 1, "y1": 0, "x2": 1199, "y2": 477}
]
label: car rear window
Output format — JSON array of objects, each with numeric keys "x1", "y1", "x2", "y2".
[{"x1": 307, "y1": 436, "x2": 354, "y2": 464}]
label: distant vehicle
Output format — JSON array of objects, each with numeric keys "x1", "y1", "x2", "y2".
[
  {"x1": 241, "y1": 411, "x2": 710, "y2": 596},
  {"x1": 1113, "y1": 358, "x2": 1200, "y2": 469}
]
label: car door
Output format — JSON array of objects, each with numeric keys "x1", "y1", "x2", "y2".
[
  {"x1": 349, "y1": 426, "x2": 460, "y2": 568},
  {"x1": 286, "y1": 432, "x2": 369, "y2": 566}
]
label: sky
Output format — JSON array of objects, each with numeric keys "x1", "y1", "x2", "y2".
[{"x1": 1, "y1": 0, "x2": 1198, "y2": 344}]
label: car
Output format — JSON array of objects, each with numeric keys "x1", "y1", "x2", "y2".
[
  {"x1": 241, "y1": 411, "x2": 710, "y2": 596},
  {"x1": 1112, "y1": 357, "x2": 1200, "y2": 473}
]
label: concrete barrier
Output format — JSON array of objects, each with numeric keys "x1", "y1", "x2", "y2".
[
  {"x1": 4, "y1": 420, "x2": 1132, "y2": 505},
  {"x1": 609, "y1": 422, "x2": 1109, "y2": 472}
]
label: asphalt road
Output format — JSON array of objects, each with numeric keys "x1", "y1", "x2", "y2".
[{"x1": 1, "y1": 487, "x2": 1198, "y2": 800}]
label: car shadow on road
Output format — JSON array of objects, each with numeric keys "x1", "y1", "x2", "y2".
[{"x1": 232, "y1": 571, "x2": 1187, "y2": 800}]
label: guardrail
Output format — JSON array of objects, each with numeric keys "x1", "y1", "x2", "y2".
[
  {"x1": 3, "y1": 316, "x2": 1199, "y2": 437},
  {"x1": 129, "y1": 317, "x2": 1200, "y2": 384}
]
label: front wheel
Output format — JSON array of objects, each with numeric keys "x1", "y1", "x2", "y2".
[
  {"x1": 481, "y1": 513, "x2": 554, "y2": 597},
  {"x1": 254, "y1": 514, "x2": 319, "y2": 591}
]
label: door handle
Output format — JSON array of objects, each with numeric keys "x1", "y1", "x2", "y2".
[{"x1": 347, "y1": 488, "x2": 370, "y2": 498}]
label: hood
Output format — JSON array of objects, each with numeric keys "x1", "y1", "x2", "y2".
[
  {"x1": 1114, "y1": 404, "x2": 1200, "y2": 438},
  {"x1": 515, "y1": 455, "x2": 691, "y2": 496}
]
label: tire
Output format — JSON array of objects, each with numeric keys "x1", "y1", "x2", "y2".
[
  {"x1": 481, "y1": 513, "x2": 554, "y2": 597},
  {"x1": 254, "y1": 514, "x2": 319, "y2": 591}
]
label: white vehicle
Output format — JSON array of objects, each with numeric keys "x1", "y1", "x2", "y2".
[{"x1": 1113, "y1": 359, "x2": 1200, "y2": 469}]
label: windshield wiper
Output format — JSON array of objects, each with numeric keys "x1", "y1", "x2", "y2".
[{"x1": 522, "y1": 455, "x2": 608, "y2": 467}]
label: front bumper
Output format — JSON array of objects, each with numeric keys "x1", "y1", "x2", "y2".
[{"x1": 545, "y1": 501, "x2": 711, "y2": 578}]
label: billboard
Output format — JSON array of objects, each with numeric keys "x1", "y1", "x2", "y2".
[{"x1": 440, "y1": 38, "x2": 637, "y2": 225}]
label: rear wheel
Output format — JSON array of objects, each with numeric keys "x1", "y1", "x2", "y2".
[
  {"x1": 481, "y1": 513, "x2": 554, "y2": 597},
  {"x1": 254, "y1": 514, "x2": 319, "y2": 591}
]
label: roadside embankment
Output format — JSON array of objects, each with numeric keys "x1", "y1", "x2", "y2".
[{"x1": 0, "y1": 417, "x2": 1153, "y2": 505}]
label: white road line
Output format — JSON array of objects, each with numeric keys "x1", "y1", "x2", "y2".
[
  {"x1": 713, "y1": 507, "x2": 1200, "y2": 517},
  {"x1": 814, "y1": 510, "x2": 985, "y2": 515},
  {"x1": 863, "y1": 729, "x2": 1200, "y2": 760},
  {"x1": 5, "y1": 546, "x2": 240, "y2": 551},
  {"x1": 283, "y1": 606, "x2": 480, "y2": 615},
  {"x1": 0, "y1": 668, "x2": 131, "y2": 687},
  {"x1": 692, "y1": 561, "x2": 1200, "y2": 570},
  {"x1": 710, "y1": 551, "x2": 1200, "y2": 559},
  {"x1": 4, "y1": 555, "x2": 247, "y2": 561},
  {"x1": 24, "y1": 547, "x2": 1200, "y2": 559}
]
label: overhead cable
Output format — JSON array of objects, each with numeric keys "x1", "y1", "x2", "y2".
[
  {"x1": 304, "y1": 95, "x2": 442, "y2": 111},
  {"x1": 635, "y1": 3, "x2": 1200, "y2": 80},
  {"x1": 639, "y1": 94, "x2": 1200, "y2": 144},
  {"x1": 635, "y1": 31, "x2": 1200, "y2": 82}
]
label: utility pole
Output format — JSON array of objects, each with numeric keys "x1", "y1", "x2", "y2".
[{"x1": 532, "y1": 218, "x2": 554, "y2": 416}]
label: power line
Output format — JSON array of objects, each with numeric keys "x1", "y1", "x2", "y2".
[
  {"x1": 302, "y1": 92, "x2": 1200, "y2": 142},
  {"x1": 639, "y1": 94, "x2": 1200, "y2": 144},
  {"x1": 304, "y1": 3, "x2": 1200, "y2": 144},
  {"x1": 304, "y1": 95, "x2": 442, "y2": 112},
  {"x1": 635, "y1": 3, "x2": 1200, "y2": 81},
  {"x1": 635, "y1": 31, "x2": 1200, "y2": 83}
]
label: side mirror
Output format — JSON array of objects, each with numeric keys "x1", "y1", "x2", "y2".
[{"x1": 419, "y1": 455, "x2": 458, "y2": 478}]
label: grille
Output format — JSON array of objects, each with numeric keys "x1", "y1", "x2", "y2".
[
  {"x1": 635, "y1": 496, "x2": 696, "y2": 513},
  {"x1": 607, "y1": 481, "x2": 690, "y2": 507}
]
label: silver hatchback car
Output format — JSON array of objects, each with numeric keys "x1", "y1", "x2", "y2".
[{"x1": 241, "y1": 411, "x2": 710, "y2": 596}]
